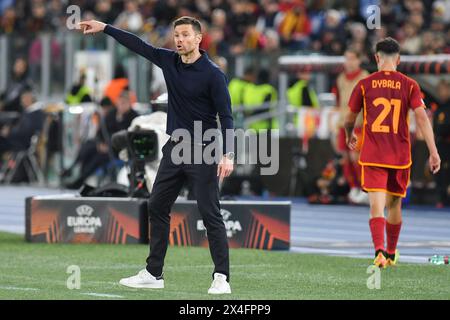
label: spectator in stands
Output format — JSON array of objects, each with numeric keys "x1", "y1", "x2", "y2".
[
  {"x1": 66, "y1": 73, "x2": 92, "y2": 105},
  {"x1": 104, "y1": 64, "x2": 137, "y2": 106},
  {"x1": 420, "y1": 30, "x2": 435, "y2": 54},
  {"x1": 432, "y1": 0, "x2": 450, "y2": 24},
  {"x1": 103, "y1": 90, "x2": 138, "y2": 138},
  {"x1": 199, "y1": 21, "x2": 213, "y2": 52},
  {"x1": 277, "y1": 2, "x2": 311, "y2": 50},
  {"x1": 419, "y1": 29, "x2": 447, "y2": 55},
  {"x1": 99, "y1": 96, "x2": 115, "y2": 116},
  {"x1": 242, "y1": 24, "x2": 266, "y2": 51},
  {"x1": 314, "y1": 9, "x2": 345, "y2": 54},
  {"x1": 153, "y1": 0, "x2": 178, "y2": 28},
  {"x1": 0, "y1": 88, "x2": 45, "y2": 158},
  {"x1": 28, "y1": 34, "x2": 62, "y2": 83},
  {"x1": 176, "y1": 4, "x2": 196, "y2": 19},
  {"x1": 47, "y1": 0, "x2": 65, "y2": 32},
  {"x1": 379, "y1": 0, "x2": 404, "y2": 30},
  {"x1": 241, "y1": 69, "x2": 278, "y2": 131},
  {"x1": 228, "y1": 0, "x2": 255, "y2": 50},
  {"x1": 0, "y1": 57, "x2": 33, "y2": 113},
  {"x1": 207, "y1": 26, "x2": 230, "y2": 57},
  {"x1": 194, "y1": 0, "x2": 212, "y2": 22},
  {"x1": 347, "y1": 22, "x2": 371, "y2": 61},
  {"x1": 333, "y1": 48, "x2": 369, "y2": 204},
  {"x1": 210, "y1": 0, "x2": 231, "y2": 12},
  {"x1": 94, "y1": 0, "x2": 118, "y2": 25},
  {"x1": 287, "y1": 71, "x2": 319, "y2": 108},
  {"x1": 212, "y1": 56, "x2": 228, "y2": 74},
  {"x1": 432, "y1": 32, "x2": 446, "y2": 54},
  {"x1": 404, "y1": 0, "x2": 425, "y2": 15},
  {"x1": 261, "y1": 29, "x2": 282, "y2": 84},
  {"x1": 228, "y1": 66, "x2": 257, "y2": 107},
  {"x1": 114, "y1": 0, "x2": 143, "y2": 32},
  {"x1": 286, "y1": 70, "x2": 319, "y2": 135},
  {"x1": 433, "y1": 80, "x2": 450, "y2": 208},
  {"x1": 256, "y1": 0, "x2": 279, "y2": 32},
  {"x1": 210, "y1": 8, "x2": 232, "y2": 41},
  {"x1": 0, "y1": 5, "x2": 18, "y2": 34},
  {"x1": 25, "y1": 1, "x2": 49, "y2": 33},
  {"x1": 263, "y1": 28, "x2": 281, "y2": 53},
  {"x1": 64, "y1": 90, "x2": 138, "y2": 189},
  {"x1": 400, "y1": 22, "x2": 422, "y2": 55},
  {"x1": 0, "y1": 0, "x2": 13, "y2": 16}
]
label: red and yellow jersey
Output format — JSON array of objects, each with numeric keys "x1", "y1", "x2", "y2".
[{"x1": 348, "y1": 71, "x2": 425, "y2": 168}]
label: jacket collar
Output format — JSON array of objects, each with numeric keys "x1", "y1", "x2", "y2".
[{"x1": 177, "y1": 49, "x2": 208, "y2": 70}]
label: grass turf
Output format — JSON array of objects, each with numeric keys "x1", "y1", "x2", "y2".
[{"x1": 0, "y1": 232, "x2": 449, "y2": 300}]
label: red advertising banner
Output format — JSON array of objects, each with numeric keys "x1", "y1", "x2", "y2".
[
  {"x1": 25, "y1": 196, "x2": 148, "y2": 244},
  {"x1": 26, "y1": 197, "x2": 291, "y2": 250},
  {"x1": 167, "y1": 201, "x2": 290, "y2": 250}
]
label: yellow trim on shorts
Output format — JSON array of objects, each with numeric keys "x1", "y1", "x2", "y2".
[
  {"x1": 358, "y1": 161, "x2": 412, "y2": 169},
  {"x1": 362, "y1": 187, "x2": 407, "y2": 198},
  {"x1": 360, "y1": 165, "x2": 410, "y2": 198}
]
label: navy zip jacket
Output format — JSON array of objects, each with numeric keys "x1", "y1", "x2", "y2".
[{"x1": 104, "y1": 24, "x2": 234, "y2": 154}]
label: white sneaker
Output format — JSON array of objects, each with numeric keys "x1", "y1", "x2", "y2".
[
  {"x1": 354, "y1": 189, "x2": 369, "y2": 205},
  {"x1": 348, "y1": 187, "x2": 359, "y2": 203},
  {"x1": 119, "y1": 269, "x2": 164, "y2": 289},
  {"x1": 208, "y1": 273, "x2": 231, "y2": 294}
]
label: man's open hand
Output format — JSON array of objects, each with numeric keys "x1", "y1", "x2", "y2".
[
  {"x1": 217, "y1": 156, "x2": 234, "y2": 183},
  {"x1": 78, "y1": 20, "x2": 106, "y2": 34}
]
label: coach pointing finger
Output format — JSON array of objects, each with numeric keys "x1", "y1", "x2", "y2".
[{"x1": 78, "y1": 17, "x2": 234, "y2": 294}]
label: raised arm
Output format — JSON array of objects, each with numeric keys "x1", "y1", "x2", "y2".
[
  {"x1": 78, "y1": 20, "x2": 172, "y2": 68},
  {"x1": 414, "y1": 107, "x2": 441, "y2": 174}
]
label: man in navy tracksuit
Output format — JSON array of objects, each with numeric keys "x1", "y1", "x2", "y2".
[{"x1": 80, "y1": 16, "x2": 234, "y2": 294}]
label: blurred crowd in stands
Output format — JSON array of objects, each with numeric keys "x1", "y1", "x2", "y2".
[{"x1": 1, "y1": 0, "x2": 449, "y2": 59}]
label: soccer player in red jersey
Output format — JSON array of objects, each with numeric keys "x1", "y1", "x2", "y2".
[{"x1": 344, "y1": 38, "x2": 441, "y2": 268}]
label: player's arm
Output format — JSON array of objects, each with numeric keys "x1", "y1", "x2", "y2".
[
  {"x1": 410, "y1": 80, "x2": 440, "y2": 174},
  {"x1": 414, "y1": 107, "x2": 440, "y2": 174},
  {"x1": 345, "y1": 81, "x2": 364, "y2": 150},
  {"x1": 344, "y1": 110, "x2": 359, "y2": 150},
  {"x1": 78, "y1": 20, "x2": 169, "y2": 67}
]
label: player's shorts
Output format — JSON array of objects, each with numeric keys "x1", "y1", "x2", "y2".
[{"x1": 361, "y1": 165, "x2": 410, "y2": 198}]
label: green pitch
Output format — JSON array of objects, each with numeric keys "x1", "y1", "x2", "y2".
[{"x1": 0, "y1": 232, "x2": 449, "y2": 300}]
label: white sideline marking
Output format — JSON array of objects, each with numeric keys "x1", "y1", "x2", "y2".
[
  {"x1": 81, "y1": 292, "x2": 125, "y2": 298},
  {"x1": 81, "y1": 264, "x2": 285, "y2": 270},
  {"x1": 0, "y1": 286, "x2": 40, "y2": 291},
  {"x1": 290, "y1": 247, "x2": 430, "y2": 264}
]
